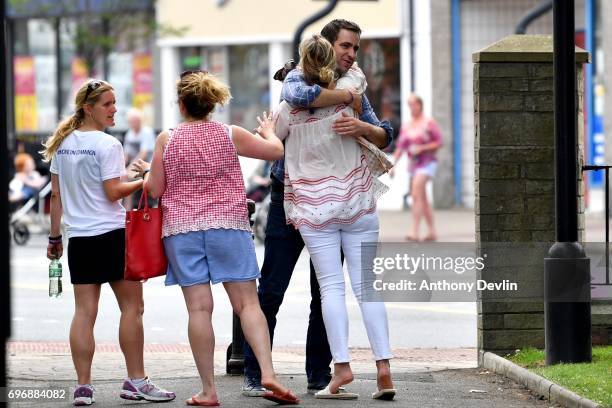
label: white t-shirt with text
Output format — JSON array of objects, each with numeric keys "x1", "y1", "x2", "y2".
[{"x1": 50, "y1": 130, "x2": 126, "y2": 238}]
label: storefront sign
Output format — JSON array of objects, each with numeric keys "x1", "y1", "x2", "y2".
[
  {"x1": 71, "y1": 57, "x2": 89, "y2": 98},
  {"x1": 14, "y1": 56, "x2": 38, "y2": 131},
  {"x1": 132, "y1": 54, "x2": 153, "y2": 112}
]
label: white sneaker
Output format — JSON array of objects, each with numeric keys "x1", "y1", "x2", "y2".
[
  {"x1": 73, "y1": 384, "x2": 95, "y2": 406},
  {"x1": 119, "y1": 377, "x2": 176, "y2": 402}
]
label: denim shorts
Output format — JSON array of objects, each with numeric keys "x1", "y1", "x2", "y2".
[
  {"x1": 163, "y1": 229, "x2": 259, "y2": 287},
  {"x1": 414, "y1": 161, "x2": 438, "y2": 179}
]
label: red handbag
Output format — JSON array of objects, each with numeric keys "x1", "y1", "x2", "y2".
[{"x1": 124, "y1": 187, "x2": 167, "y2": 281}]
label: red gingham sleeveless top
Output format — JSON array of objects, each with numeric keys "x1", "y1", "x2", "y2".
[{"x1": 161, "y1": 121, "x2": 250, "y2": 237}]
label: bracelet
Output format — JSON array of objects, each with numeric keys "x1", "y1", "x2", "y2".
[{"x1": 49, "y1": 235, "x2": 62, "y2": 244}]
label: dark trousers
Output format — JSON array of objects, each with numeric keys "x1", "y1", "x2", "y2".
[{"x1": 243, "y1": 178, "x2": 332, "y2": 383}]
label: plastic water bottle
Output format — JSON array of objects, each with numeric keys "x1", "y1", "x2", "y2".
[{"x1": 49, "y1": 258, "x2": 63, "y2": 298}]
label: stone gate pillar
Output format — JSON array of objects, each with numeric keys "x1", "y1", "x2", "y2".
[{"x1": 473, "y1": 35, "x2": 589, "y2": 359}]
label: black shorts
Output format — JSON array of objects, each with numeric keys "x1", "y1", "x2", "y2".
[{"x1": 67, "y1": 228, "x2": 125, "y2": 284}]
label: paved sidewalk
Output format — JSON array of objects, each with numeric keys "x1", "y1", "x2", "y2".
[
  {"x1": 7, "y1": 343, "x2": 477, "y2": 381},
  {"x1": 379, "y1": 209, "x2": 476, "y2": 242},
  {"x1": 6, "y1": 342, "x2": 558, "y2": 407},
  {"x1": 379, "y1": 208, "x2": 605, "y2": 242}
]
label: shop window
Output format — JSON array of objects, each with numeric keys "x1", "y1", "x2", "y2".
[
  {"x1": 12, "y1": 13, "x2": 155, "y2": 139},
  {"x1": 357, "y1": 38, "x2": 401, "y2": 149},
  {"x1": 12, "y1": 19, "x2": 57, "y2": 134},
  {"x1": 179, "y1": 46, "x2": 230, "y2": 124},
  {"x1": 178, "y1": 44, "x2": 269, "y2": 130},
  {"x1": 228, "y1": 44, "x2": 270, "y2": 131}
]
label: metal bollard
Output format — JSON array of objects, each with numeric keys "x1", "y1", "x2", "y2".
[
  {"x1": 225, "y1": 199, "x2": 256, "y2": 374},
  {"x1": 226, "y1": 314, "x2": 245, "y2": 375}
]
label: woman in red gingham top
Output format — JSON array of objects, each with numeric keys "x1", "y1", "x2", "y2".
[
  {"x1": 140, "y1": 71, "x2": 300, "y2": 406},
  {"x1": 161, "y1": 121, "x2": 250, "y2": 237}
]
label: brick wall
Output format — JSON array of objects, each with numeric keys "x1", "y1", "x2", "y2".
[{"x1": 473, "y1": 35, "x2": 588, "y2": 357}]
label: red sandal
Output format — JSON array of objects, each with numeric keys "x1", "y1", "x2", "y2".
[{"x1": 262, "y1": 389, "x2": 300, "y2": 405}]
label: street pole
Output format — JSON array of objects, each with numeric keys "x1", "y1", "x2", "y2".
[
  {"x1": 1, "y1": 0, "x2": 11, "y2": 389},
  {"x1": 55, "y1": 18, "x2": 62, "y2": 122},
  {"x1": 292, "y1": 0, "x2": 339, "y2": 62},
  {"x1": 515, "y1": 0, "x2": 553, "y2": 35},
  {"x1": 544, "y1": 0, "x2": 592, "y2": 365}
]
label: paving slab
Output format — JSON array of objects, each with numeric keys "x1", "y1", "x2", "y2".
[{"x1": 6, "y1": 342, "x2": 560, "y2": 407}]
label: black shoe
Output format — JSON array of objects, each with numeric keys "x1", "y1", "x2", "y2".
[
  {"x1": 307, "y1": 377, "x2": 331, "y2": 395},
  {"x1": 307, "y1": 383, "x2": 326, "y2": 395}
]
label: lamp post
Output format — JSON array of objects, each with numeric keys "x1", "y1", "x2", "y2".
[
  {"x1": 1, "y1": 0, "x2": 11, "y2": 389},
  {"x1": 544, "y1": 0, "x2": 592, "y2": 365},
  {"x1": 292, "y1": 0, "x2": 339, "y2": 63},
  {"x1": 515, "y1": 0, "x2": 553, "y2": 35}
]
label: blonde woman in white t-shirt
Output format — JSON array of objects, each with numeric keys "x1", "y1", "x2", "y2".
[{"x1": 41, "y1": 80, "x2": 175, "y2": 406}]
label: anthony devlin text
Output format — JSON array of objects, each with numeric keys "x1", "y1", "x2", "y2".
[{"x1": 373, "y1": 279, "x2": 518, "y2": 292}]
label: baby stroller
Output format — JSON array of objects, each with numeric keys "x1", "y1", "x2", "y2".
[
  {"x1": 9, "y1": 181, "x2": 52, "y2": 245},
  {"x1": 245, "y1": 161, "x2": 271, "y2": 243},
  {"x1": 251, "y1": 193, "x2": 270, "y2": 243}
]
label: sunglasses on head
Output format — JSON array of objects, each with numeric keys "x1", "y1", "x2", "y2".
[
  {"x1": 84, "y1": 80, "x2": 103, "y2": 101},
  {"x1": 273, "y1": 59, "x2": 296, "y2": 82},
  {"x1": 180, "y1": 69, "x2": 208, "y2": 79}
]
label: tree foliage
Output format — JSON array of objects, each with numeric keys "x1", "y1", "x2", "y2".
[{"x1": 9, "y1": 0, "x2": 188, "y2": 73}]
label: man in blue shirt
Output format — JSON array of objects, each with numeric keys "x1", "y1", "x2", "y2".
[{"x1": 242, "y1": 19, "x2": 393, "y2": 397}]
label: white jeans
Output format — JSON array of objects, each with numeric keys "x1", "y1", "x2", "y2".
[{"x1": 299, "y1": 212, "x2": 393, "y2": 363}]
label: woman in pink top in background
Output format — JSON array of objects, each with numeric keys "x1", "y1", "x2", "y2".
[{"x1": 391, "y1": 94, "x2": 442, "y2": 241}]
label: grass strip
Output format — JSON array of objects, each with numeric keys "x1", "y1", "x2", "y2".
[{"x1": 508, "y1": 346, "x2": 611, "y2": 407}]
